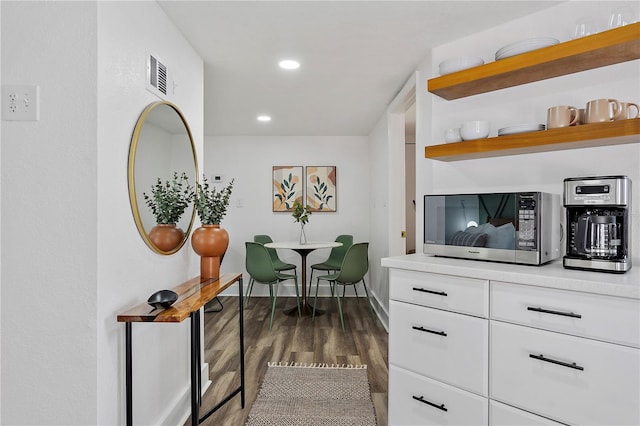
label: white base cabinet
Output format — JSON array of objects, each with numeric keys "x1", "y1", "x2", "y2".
[
  {"x1": 389, "y1": 365, "x2": 488, "y2": 426},
  {"x1": 489, "y1": 401, "x2": 565, "y2": 426},
  {"x1": 491, "y1": 321, "x2": 640, "y2": 425},
  {"x1": 389, "y1": 300, "x2": 488, "y2": 395},
  {"x1": 387, "y1": 264, "x2": 640, "y2": 426}
]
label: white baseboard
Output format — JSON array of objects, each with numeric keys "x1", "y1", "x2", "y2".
[
  {"x1": 368, "y1": 291, "x2": 389, "y2": 332},
  {"x1": 166, "y1": 362, "x2": 211, "y2": 426}
]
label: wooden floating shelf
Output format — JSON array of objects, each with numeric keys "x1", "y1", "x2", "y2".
[
  {"x1": 425, "y1": 119, "x2": 640, "y2": 161},
  {"x1": 428, "y1": 23, "x2": 640, "y2": 100}
]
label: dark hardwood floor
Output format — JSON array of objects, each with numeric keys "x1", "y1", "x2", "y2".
[{"x1": 189, "y1": 294, "x2": 389, "y2": 425}]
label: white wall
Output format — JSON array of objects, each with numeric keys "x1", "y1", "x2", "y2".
[
  {"x1": 204, "y1": 135, "x2": 370, "y2": 298},
  {"x1": 1, "y1": 2, "x2": 98, "y2": 424},
  {"x1": 0, "y1": 2, "x2": 4, "y2": 420},
  {"x1": 368, "y1": 117, "x2": 391, "y2": 326},
  {"x1": 1, "y1": 1, "x2": 203, "y2": 425},
  {"x1": 97, "y1": 2, "x2": 203, "y2": 425},
  {"x1": 415, "y1": 1, "x2": 640, "y2": 262}
]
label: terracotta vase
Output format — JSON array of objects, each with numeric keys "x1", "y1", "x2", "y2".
[
  {"x1": 191, "y1": 224, "x2": 229, "y2": 279},
  {"x1": 148, "y1": 224, "x2": 184, "y2": 252}
]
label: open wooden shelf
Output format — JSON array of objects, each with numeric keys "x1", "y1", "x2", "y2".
[
  {"x1": 425, "y1": 119, "x2": 640, "y2": 161},
  {"x1": 428, "y1": 23, "x2": 640, "y2": 100}
]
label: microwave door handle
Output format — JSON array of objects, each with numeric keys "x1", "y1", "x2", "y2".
[{"x1": 576, "y1": 214, "x2": 591, "y2": 254}]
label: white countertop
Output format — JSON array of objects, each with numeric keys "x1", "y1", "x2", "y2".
[{"x1": 382, "y1": 254, "x2": 640, "y2": 300}]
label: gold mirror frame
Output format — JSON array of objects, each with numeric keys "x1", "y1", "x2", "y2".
[{"x1": 128, "y1": 101, "x2": 198, "y2": 255}]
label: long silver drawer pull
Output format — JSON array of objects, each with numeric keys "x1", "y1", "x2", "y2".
[
  {"x1": 412, "y1": 395, "x2": 448, "y2": 412},
  {"x1": 412, "y1": 287, "x2": 448, "y2": 297},
  {"x1": 527, "y1": 306, "x2": 582, "y2": 318},
  {"x1": 529, "y1": 353, "x2": 584, "y2": 371},
  {"x1": 412, "y1": 325, "x2": 447, "y2": 337}
]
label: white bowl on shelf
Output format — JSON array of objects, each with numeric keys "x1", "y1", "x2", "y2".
[
  {"x1": 438, "y1": 56, "x2": 484, "y2": 75},
  {"x1": 460, "y1": 120, "x2": 490, "y2": 140}
]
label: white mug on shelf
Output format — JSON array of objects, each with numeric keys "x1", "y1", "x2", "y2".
[
  {"x1": 444, "y1": 128, "x2": 462, "y2": 143},
  {"x1": 574, "y1": 16, "x2": 598, "y2": 38},
  {"x1": 608, "y1": 6, "x2": 636, "y2": 29},
  {"x1": 585, "y1": 98, "x2": 620, "y2": 123},
  {"x1": 614, "y1": 102, "x2": 640, "y2": 120}
]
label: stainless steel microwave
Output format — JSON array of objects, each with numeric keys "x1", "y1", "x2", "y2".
[{"x1": 424, "y1": 192, "x2": 561, "y2": 265}]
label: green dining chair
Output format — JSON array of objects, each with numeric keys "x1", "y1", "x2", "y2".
[
  {"x1": 312, "y1": 242, "x2": 373, "y2": 332},
  {"x1": 254, "y1": 235, "x2": 298, "y2": 277},
  {"x1": 245, "y1": 242, "x2": 301, "y2": 329},
  {"x1": 308, "y1": 234, "x2": 353, "y2": 297}
]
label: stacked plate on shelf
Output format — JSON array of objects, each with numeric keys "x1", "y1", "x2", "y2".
[
  {"x1": 498, "y1": 123, "x2": 545, "y2": 136},
  {"x1": 495, "y1": 37, "x2": 559, "y2": 60}
]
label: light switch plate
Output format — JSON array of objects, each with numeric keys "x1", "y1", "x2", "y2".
[{"x1": 2, "y1": 85, "x2": 39, "y2": 121}]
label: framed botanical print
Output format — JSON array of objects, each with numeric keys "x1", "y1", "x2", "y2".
[
  {"x1": 272, "y1": 166, "x2": 303, "y2": 212},
  {"x1": 306, "y1": 166, "x2": 336, "y2": 212}
]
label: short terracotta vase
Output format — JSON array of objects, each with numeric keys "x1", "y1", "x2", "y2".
[
  {"x1": 148, "y1": 224, "x2": 184, "y2": 252},
  {"x1": 191, "y1": 224, "x2": 229, "y2": 279}
]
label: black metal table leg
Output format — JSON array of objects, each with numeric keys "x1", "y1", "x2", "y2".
[
  {"x1": 239, "y1": 278, "x2": 245, "y2": 407},
  {"x1": 125, "y1": 323, "x2": 132, "y2": 426},
  {"x1": 198, "y1": 278, "x2": 246, "y2": 423},
  {"x1": 190, "y1": 312, "x2": 199, "y2": 426},
  {"x1": 196, "y1": 308, "x2": 201, "y2": 407}
]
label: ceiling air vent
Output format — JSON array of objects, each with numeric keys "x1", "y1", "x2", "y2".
[{"x1": 147, "y1": 54, "x2": 171, "y2": 98}]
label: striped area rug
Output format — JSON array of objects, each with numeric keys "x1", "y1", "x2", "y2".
[{"x1": 246, "y1": 363, "x2": 377, "y2": 425}]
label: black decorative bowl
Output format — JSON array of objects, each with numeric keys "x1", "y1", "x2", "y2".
[{"x1": 147, "y1": 290, "x2": 178, "y2": 309}]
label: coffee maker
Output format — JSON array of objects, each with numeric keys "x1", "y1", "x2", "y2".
[{"x1": 564, "y1": 176, "x2": 631, "y2": 273}]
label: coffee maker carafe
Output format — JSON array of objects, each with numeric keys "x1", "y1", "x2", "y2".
[{"x1": 564, "y1": 176, "x2": 631, "y2": 273}]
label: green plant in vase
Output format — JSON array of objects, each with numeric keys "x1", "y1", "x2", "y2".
[
  {"x1": 292, "y1": 200, "x2": 312, "y2": 244},
  {"x1": 194, "y1": 176, "x2": 235, "y2": 225},
  {"x1": 191, "y1": 176, "x2": 235, "y2": 279},
  {"x1": 143, "y1": 171, "x2": 194, "y2": 252},
  {"x1": 143, "y1": 171, "x2": 194, "y2": 224}
]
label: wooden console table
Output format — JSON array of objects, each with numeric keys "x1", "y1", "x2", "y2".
[{"x1": 117, "y1": 273, "x2": 244, "y2": 426}]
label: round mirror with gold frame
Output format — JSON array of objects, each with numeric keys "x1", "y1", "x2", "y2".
[{"x1": 128, "y1": 101, "x2": 198, "y2": 255}]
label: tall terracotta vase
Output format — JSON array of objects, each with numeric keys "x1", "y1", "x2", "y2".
[
  {"x1": 191, "y1": 224, "x2": 229, "y2": 279},
  {"x1": 149, "y1": 224, "x2": 184, "y2": 252}
]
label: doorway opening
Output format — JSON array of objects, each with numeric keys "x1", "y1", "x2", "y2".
[
  {"x1": 404, "y1": 102, "x2": 416, "y2": 254},
  {"x1": 387, "y1": 73, "x2": 416, "y2": 258}
]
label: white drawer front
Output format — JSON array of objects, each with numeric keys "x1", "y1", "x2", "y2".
[
  {"x1": 389, "y1": 269, "x2": 489, "y2": 317},
  {"x1": 490, "y1": 321, "x2": 640, "y2": 426},
  {"x1": 491, "y1": 281, "x2": 640, "y2": 348},
  {"x1": 390, "y1": 300, "x2": 489, "y2": 396},
  {"x1": 389, "y1": 365, "x2": 488, "y2": 426},
  {"x1": 490, "y1": 400, "x2": 565, "y2": 426}
]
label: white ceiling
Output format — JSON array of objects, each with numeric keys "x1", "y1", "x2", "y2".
[{"x1": 158, "y1": 1, "x2": 561, "y2": 137}]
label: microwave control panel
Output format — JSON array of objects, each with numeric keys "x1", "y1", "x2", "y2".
[{"x1": 517, "y1": 195, "x2": 538, "y2": 250}]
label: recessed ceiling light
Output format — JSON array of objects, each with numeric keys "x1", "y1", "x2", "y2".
[
  {"x1": 257, "y1": 115, "x2": 272, "y2": 122},
  {"x1": 278, "y1": 59, "x2": 300, "y2": 70}
]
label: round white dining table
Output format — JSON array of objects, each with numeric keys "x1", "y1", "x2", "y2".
[{"x1": 264, "y1": 241, "x2": 342, "y2": 316}]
